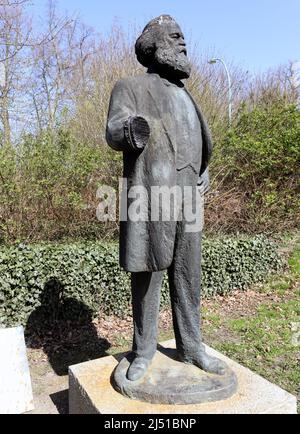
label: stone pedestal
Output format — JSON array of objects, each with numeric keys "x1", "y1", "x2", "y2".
[
  {"x1": 69, "y1": 340, "x2": 297, "y2": 414},
  {"x1": 113, "y1": 347, "x2": 237, "y2": 405}
]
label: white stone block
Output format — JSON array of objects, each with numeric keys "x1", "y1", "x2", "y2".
[{"x1": 0, "y1": 326, "x2": 34, "y2": 414}]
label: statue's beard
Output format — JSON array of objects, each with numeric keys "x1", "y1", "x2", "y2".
[{"x1": 154, "y1": 46, "x2": 192, "y2": 80}]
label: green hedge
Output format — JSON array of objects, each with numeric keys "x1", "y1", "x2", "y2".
[{"x1": 0, "y1": 235, "x2": 283, "y2": 327}]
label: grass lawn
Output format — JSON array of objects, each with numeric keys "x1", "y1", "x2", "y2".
[{"x1": 201, "y1": 235, "x2": 300, "y2": 412}]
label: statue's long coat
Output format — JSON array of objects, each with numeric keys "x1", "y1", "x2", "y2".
[{"x1": 106, "y1": 72, "x2": 213, "y2": 272}]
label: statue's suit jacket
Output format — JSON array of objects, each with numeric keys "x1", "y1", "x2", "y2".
[{"x1": 106, "y1": 72, "x2": 213, "y2": 273}]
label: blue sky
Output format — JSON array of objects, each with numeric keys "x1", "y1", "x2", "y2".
[{"x1": 30, "y1": 0, "x2": 299, "y2": 74}]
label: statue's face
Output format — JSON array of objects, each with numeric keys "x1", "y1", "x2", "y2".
[{"x1": 153, "y1": 22, "x2": 191, "y2": 80}]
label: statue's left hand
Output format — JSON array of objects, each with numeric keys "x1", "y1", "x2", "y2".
[{"x1": 198, "y1": 168, "x2": 210, "y2": 195}]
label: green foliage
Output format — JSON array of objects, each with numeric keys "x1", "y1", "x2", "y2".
[
  {"x1": 0, "y1": 235, "x2": 283, "y2": 327},
  {"x1": 225, "y1": 102, "x2": 300, "y2": 181},
  {"x1": 212, "y1": 102, "x2": 300, "y2": 230},
  {"x1": 202, "y1": 235, "x2": 283, "y2": 295},
  {"x1": 1, "y1": 102, "x2": 299, "y2": 242},
  {"x1": 0, "y1": 129, "x2": 122, "y2": 244}
]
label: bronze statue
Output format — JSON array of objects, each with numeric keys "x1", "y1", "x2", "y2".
[{"x1": 106, "y1": 15, "x2": 227, "y2": 384}]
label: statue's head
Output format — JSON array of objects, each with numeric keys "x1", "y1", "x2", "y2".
[{"x1": 135, "y1": 15, "x2": 191, "y2": 80}]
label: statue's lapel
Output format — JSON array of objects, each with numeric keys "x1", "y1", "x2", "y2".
[
  {"x1": 184, "y1": 88, "x2": 213, "y2": 166},
  {"x1": 146, "y1": 74, "x2": 176, "y2": 154}
]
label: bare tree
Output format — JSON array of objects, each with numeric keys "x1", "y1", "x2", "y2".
[
  {"x1": 26, "y1": 1, "x2": 95, "y2": 134},
  {"x1": 67, "y1": 23, "x2": 140, "y2": 147},
  {"x1": 244, "y1": 62, "x2": 297, "y2": 111},
  {"x1": 0, "y1": 0, "x2": 32, "y2": 145}
]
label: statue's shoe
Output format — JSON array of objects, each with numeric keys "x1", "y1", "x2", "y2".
[
  {"x1": 127, "y1": 356, "x2": 151, "y2": 381},
  {"x1": 178, "y1": 351, "x2": 227, "y2": 376}
]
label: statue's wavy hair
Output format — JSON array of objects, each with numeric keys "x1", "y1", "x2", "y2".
[{"x1": 135, "y1": 15, "x2": 176, "y2": 68}]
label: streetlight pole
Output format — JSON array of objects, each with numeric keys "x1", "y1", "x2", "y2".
[
  {"x1": 208, "y1": 58, "x2": 232, "y2": 127},
  {"x1": 291, "y1": 61, "x2": 300, "y2": 108}
]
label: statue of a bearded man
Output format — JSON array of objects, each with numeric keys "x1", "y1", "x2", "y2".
[{"x1": 106, "y1": 15, "x2": 227, "y2": 382}]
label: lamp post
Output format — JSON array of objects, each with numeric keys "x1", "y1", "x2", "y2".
[
  {"x1": 208, "y1": 58, "x2": 232, "y2": 127},
  {"x1": 291, "y1": 61, "x2": 300, "y2": 108}
]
